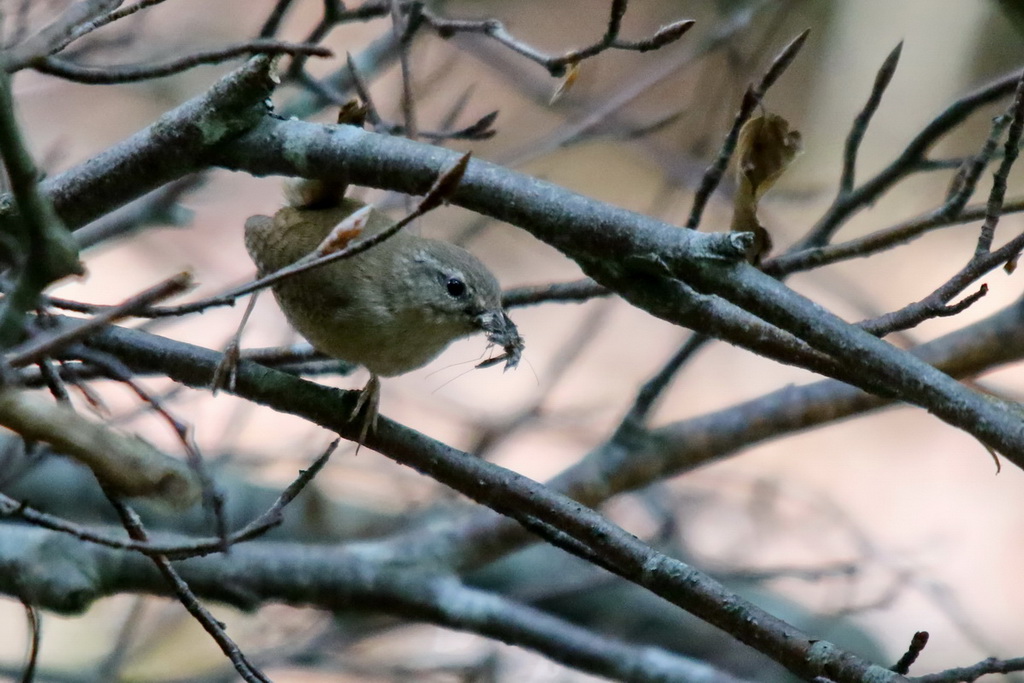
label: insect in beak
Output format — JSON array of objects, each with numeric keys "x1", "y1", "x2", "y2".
[{"x1": 476, "y1": 311, "x2": 523, "y2": 371}]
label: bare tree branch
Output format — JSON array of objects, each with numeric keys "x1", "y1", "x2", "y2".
[
  {"x1": 420, "y1": 1, "x2": 695, "y2": 78},
  {"x1": 32, "y1": 39, "x2": 331, "y2": 84},
  {"x1": 0, "y1": 0, "x2": 122, "y2": 71},
  {"x1": 796, "y1": 67, "x2": 1023, "y2": 249},
  {"x1": 839, "y1": 41, "x2": 904, "y2": 196}
]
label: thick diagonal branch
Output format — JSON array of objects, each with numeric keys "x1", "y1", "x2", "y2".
[{"x1": 213, "y1": 119, "x2": 1024, "y2": 467}]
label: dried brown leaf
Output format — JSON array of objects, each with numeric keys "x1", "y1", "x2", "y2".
[
  {"x1": 315, "y1": 205, "x2": 373, "y2": 255},
  {"x1": 736, "y1": 112, "x2": 802, "y2": 200},
  {"x1": 731, "y1": 112, "x2": 802, "y2": 263},
  {"x1": 337, "y1": 99, "x2": 368, "y2": 127}
]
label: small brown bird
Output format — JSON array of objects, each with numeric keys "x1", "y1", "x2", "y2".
[{"x1": 244, "y1": 181, "x2": 522, "y2": 441}]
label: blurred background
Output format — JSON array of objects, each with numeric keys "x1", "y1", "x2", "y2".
[{"x1": 3, "y1": 0, "x2": 1024, "y2": 680}]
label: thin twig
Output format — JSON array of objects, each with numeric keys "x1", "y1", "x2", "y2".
[
  {"x1": 284, "y1": 0, "x2": 344, "y2": 82},
  {"x1": 913, "y1": 655, "x2": 1024, "y2": 683},
  {"x1": 421, "y1": 2, "x2": 694, "y2": 77},
  {"x1": 796, "y1": 66, "x2": 1024, "y2": 249},
  {"x1": 363, "y1": 107, "x2": 498, "y2": 141},
  {"x1": 7, "y1": 272, "x2": 191, "y2": 367},
  {"x1": 280, "y1": 30, "x2": 401, "y2": 120},
  {"x1": 976, "y1": 68, "x2": 1024, "y2": 255},
  {"x1": 102, "y1": 494, "x2": 271, "y2": 683},
  {"x1": 391, "y1": 0, "x2": 418, "y2": 141},
  {"x1": 763, "y1": 197, "x2": 1024, "y2": 277},
  {"x1": 619, "y1": 333, "x2": 707, "y2": 429},
  {"x1": 858, "y1": 228, "x2": 1024, "y2": 337},
  {"x1": 17, "y1": 597, "x2": 39, "y2": 683},
  {"x1": 34, "y1": 40, "x2": 331, "y2": 84},
  {"x1": 939, "y1": 113, "x2": 1010, "y2": 219},
  {"x1": 838, "y1": 41, "x2": 903, "y2": 196},
  {"x1": 46, "y1": 274, "x2": 605, "y2": 324},
  {"x1": 344, "y1": 51, "x2": 384, "y2": 127},
  {"x1": 0, "y1": 442, "x2": 336, "y2": 560},
  {"x1": 855, "y1": 70, "x2": 1024, "y2": 336},
  {"x1": 36, "y1": 356, "x2": 70, "y2": 404},
  {"x1": 0, "y1": 0, "x2": 121, "y2": 71},
  {"x1": 210, "y1": 293, "x2": 260, "y2": 395},
  {"x1": 891, "y1": 631, "x2": 928, "y2": 675},
  {"x1": 418, "y1": 110, "x2": 498, "y2": 141},
  {"x1": 64, "y1": 0, "x2": 175, "y2": 47},
  {"x1": 492, "y1": 0, "x2": 776, "y2": 170},
  {"x1": 437, "y1": 84, "x2": 476, "y2": 132},
  {"x1": 258, "y1": 0, "x2": 298, "y2": 38}
]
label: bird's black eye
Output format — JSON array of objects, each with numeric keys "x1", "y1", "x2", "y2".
[{"x1": 446, "y1": 277, "x2": 466, "y2": 298}]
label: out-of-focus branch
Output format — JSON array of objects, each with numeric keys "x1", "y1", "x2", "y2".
[
  {"x1": 420, "y1": 1, "x2": 694, "y2": 78},
  {"x1": 278, "y1": 31, "x2": 401, "y2": 119},
  {"x1": 33, "y1": 40, "x2": 331, "y2": 84},
  {"x1": 488, "y1": 0, "x2": 779, "y2": 170},
  {"x1": 0, "y1": 523, "x2": 750, "y2": 683},
  {"x1": 0, "y1": 68, "x2": 82, "y2": 347},
  {"x1": 0, "y1": 0, "x2": 122, "y2": 71},
  {"x1": 72, "y1": 174, "x2": 202, "y2": 250},
  {"x1": 0, "y1": 444, "x2": 390, "y2": 543},
  {"x1": 0, "y1": 388, "x2": 199, "y2": 505},
  {"x1": 502, "y1": 278, "x2": 610, "y2": 308},
  {"x1": 66, "y1": 0, "x2": 176, "y2": 44},
  {"x1": 258, "y1": 0, "x2": 299, "y2": 38}
]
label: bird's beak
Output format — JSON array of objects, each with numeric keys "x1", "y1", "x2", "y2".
[{"x1": 475, "y1": 309, "x2": 524, "y2": 371}]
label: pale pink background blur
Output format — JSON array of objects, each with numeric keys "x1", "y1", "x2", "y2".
[{"x1": 3, "y1": 1, "x2": 1024, "y2": 680}]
